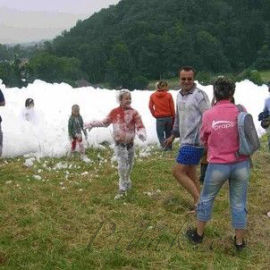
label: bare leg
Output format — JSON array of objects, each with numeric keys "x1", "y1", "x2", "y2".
[
  {"x1": 235, "y1": 229, "x2": 245, "y2": 245},
  {"x1": 173, "y1": 163, "x2": 200, "y2": 204},
  {"x1": 197, "y1": 220, "x2": 206, "y2": 236},
  {"x1": 186, "y1": 165, "x2": 200, "y2": 204}
]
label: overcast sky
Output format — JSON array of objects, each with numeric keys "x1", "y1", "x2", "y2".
[{"x1": 0, "y1": 0, "x2": 120, "y2": 14}]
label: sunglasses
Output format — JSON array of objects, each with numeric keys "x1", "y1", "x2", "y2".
[{"x1": 181, "y1": 77, "x2": 193, "y2": 81}]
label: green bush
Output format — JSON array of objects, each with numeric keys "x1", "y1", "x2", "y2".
[
  {"x1": 196, "y1": 71, "x2": 211, "y2": 85},
  {"x1": 131, "y1": 76, "x2": 148, "y2": 90},
  {"x1": 237, "y1": 69, "x2": 263, "y2": 85}
]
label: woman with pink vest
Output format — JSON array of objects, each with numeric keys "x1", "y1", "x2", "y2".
[{"x1": 186, "y1": 77, "x2": 250, "y2": 251}]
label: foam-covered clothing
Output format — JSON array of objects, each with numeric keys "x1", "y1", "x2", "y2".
[
  {"x1": 21, "y1": 107, "x2": 39, "y2": 124},
  {"x1": 68, "y1": 115, "x2": 86, "y2": 139},
  {"x1": 85, "y1": 106, "x2": 146, "y2": 144},
  {"x1": 85, "y1": 105, "x2": 146, "y2": 192},
  {"x1": 172, "y1": 84, "x2": 210, "y2": 146},
  {"x1": 200, "y1": 100, "x2": 248, "y2": 163},
  {"x1": 115, "y1": 143, "x2": 134, "y2": 191},
  {"x1": 149, "y1": 89, "x2": 175, "y2": 118}
]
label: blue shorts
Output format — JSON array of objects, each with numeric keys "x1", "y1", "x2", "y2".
[{"x1": 176, "y1": 145, "x2": 204, "y2": 165}]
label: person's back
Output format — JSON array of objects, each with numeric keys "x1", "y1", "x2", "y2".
[
  {"x1": 149, "y1": 87, "x2": 175, "y2": 118},
  {"x1": 187, "y1": 77, "x2": 251, "y2": 251},
  {"x1": 149, "y1": 80, "x2": 175, "y2": 150},
  {"x1": 201, "y1": 101, "x2": 248, "y2": 163}
]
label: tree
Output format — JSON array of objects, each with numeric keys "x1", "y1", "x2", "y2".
[
  {"x1": 26, "y1": 52, "x2": 84, "y2": 85},
  {"x1": 105, "y1": 43, "x2": 135, "y2": 88}
]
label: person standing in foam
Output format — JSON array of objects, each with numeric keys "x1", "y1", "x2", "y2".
[
  {"x1": 85, "y1": 90, "x2": 146, "y2": 197},
  {"x1": 68, "y1": 104, "x2": 88, "y2": 161},
  {"x1": 22, "y1": 98, "x2": 38, "y2": 124}
]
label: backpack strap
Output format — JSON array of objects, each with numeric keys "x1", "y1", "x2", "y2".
[
  {"x1": 235, "y1": 104, "x2": 253, "y2": 167},
  {"x1": 236, "y1": 104, "x2": 245, "y2": 112}
]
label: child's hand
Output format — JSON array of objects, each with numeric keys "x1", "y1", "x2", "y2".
[{"x1": 84, "y1": 123, "x2": 92, "y2": 132}]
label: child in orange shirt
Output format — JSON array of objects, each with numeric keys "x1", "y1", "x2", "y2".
[{"x1": 149, "y1": 81, "x2": 175, "y2": 150}]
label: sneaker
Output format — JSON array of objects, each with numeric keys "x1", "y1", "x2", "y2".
[
  {"x1": 114, "y1": 190, "x2": 127, "y2": 200},
  {"x1": 234, "y1": 236, "x2": 246, "y2": 251},
  {"x1": 186, "y1": 228, "x2": 204, "y2": 244},
  {"x1": 81, "y1": 155, "x2": 91, "y2": 163}
]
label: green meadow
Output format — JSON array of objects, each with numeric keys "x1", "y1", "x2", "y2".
[{"x1": 0, "y1": 137, "x2": 270, "y2": 269}]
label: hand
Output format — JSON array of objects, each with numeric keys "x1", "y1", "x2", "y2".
[
  {"x1": 164, "y1": 135, "x2": 174, "y2": 147},
  {"x1": 76, "y1": 134, "x2": 82, "y2": 140},
  {"x1": 138, "y1": 134, "x2": 146, "y2": 142},
  {"x1": 84, "y1": 123, "x2": 92, "y2": 131}
]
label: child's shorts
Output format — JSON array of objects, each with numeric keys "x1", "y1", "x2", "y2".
[{"x1": 176, "y1": 145, "x2": 204, "y2": 165}]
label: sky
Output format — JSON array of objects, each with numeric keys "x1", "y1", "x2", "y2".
[
  {"x1": 0, "y1": 0, "x2": 121, "y2": 43},
  {"x1": 0, "y1": 0, "x2": 120, "y2": 14},
  {"x1": 0, "y1": 79, "x2": 268, "y2": 159}
]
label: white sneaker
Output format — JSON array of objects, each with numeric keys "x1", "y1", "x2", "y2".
[
  {"x1": 81, "y1": 155, "x2": 91, "y2": 163},
  {"x1": 114, "y1": 190, "x2": 127, "y2": 200}
]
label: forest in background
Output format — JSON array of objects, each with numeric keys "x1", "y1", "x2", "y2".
[{"x1": 0, "y1": 0, "x2": 270, "y2": 89}]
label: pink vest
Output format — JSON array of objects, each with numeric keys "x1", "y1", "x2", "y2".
[{"x1": 200, "y1": 100, "x2": 248, "y2": 163}]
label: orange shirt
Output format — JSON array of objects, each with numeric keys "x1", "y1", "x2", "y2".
[{"x1": 149, "y1": 90, "x2": 175, "y2": 118}]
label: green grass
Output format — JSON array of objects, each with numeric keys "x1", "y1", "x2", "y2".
[
  {"x1": 0, "y1": 140, "x2": 270, "y2": 269},
  {"x1": 260, "y1": 70, "x2": 270, "y2": 83}
]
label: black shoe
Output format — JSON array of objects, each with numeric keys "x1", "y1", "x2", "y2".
[
  {"x1": 234, "y1": 236, "x2": 246, "y2": 251},
  {"x1": 186, "y1": 228, "x2": 204, "y2": 244}
]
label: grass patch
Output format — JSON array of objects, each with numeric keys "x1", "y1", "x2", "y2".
[
  {"x1": 0, "y1": 141, "x2": 270, "y2": 269},
  {"x1": 260, "y1": 70, "x2": 270, "y2": 83}
]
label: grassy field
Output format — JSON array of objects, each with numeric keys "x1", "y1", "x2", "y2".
[
  {"x1": 260, "y1": 70, "x2": 270, "y2": 83},
  {"x1": 0, "y1": 137, "x2": 270, "y2": 269}
]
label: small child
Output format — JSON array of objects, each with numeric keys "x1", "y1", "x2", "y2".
[
  {"x1": 85, "y1": 90, "x2": 146, "y2": 197},
  {"x1": 68, "y1": 104, "x2": 88, "y2": 159},
  {"x1": 22, "y1": 98, "x2": 38, "y2": 124},
  {"x1": 149, "y1": 80, "x2": 175, "y2": 150}
]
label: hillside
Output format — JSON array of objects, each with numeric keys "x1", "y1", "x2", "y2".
[
  {"x1": 1, "y1": 0, "x2": 269, "y2": 89},
  {"x1": 46, "y1": 0, "x2": 270, "y2": 88}
]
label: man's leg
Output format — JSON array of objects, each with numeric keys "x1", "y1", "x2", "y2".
[
  {"x1": 186, "y1": 165, "x2": 200, "y2": 201},
  {"x1": 173, "y1": 163, "x2": 200, "y2": 204}
]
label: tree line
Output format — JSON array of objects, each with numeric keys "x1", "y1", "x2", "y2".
[{"x1": 1, "y1": 0, "x2": 270, "y2": 89}]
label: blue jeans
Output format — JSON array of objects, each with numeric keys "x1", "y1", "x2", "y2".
[
  {"x1": 197, "y1": 160, "x2": 250, "y2": 229},
  {"x1": 156, "y1": 117, "x2": 173, "y2": 149}
]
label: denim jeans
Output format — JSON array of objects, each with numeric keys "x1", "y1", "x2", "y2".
[
  {"x1": 197, "y1": 160, "x2": 250, "y2": 229},
  {"x1": 156, "y1": 117, "x2": 173, "y2": 149}
]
